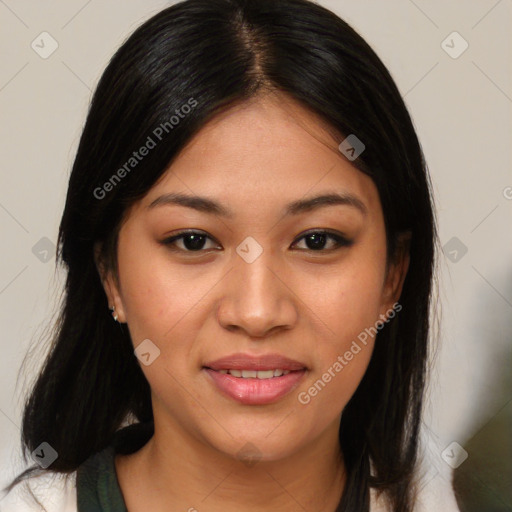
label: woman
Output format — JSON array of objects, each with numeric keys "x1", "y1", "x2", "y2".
[{"x1": 1, "y1": 0, "x2": 460, "y2": 510}]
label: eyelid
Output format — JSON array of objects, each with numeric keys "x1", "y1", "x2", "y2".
[
  {"x1": 290, "y1": 229, "x2": 353, "y2": 250},
  {"x1": 161, "y1": 229, "x2": 221, "y2": 250},
  {"x1": 161, "y1": 228, "x2": 352, "y2": 253}
]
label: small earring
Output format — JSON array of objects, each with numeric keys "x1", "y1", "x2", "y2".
[{"x1": 109, "y1": 305, "x2": 118, "y2": 322}]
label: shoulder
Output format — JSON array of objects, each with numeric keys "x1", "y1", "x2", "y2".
[
  {"x1": 412, "y1": 452, "x2": 461, "y2": 512},
  {"x1": 0, "y1": 422, "x2": 150, "y2": 512},
  {"x1": 0, "y1": 471, "x2": 77, "y2": 512}
]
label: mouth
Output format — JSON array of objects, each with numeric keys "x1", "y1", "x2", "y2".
[
  {"x1": 211, "y1": 368, "x2": 294, "y2": 378},
  {"x1": 203, "y1": 353, "x2": 308, "y2": 405}
]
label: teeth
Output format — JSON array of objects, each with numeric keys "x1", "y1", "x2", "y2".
[{"x1": 217, "y1": 369, "x2": 292, "y2": 378}]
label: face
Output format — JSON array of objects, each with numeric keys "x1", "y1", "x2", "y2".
[{"x1": 99, "y1": 93, "x2": 409, "y2": 462}]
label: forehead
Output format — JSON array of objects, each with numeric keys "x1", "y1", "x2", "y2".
[{"x1": 142, "y1": 93, "x2": 381, "y2": 218}]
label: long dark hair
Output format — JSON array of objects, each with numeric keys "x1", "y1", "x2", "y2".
[{"x1": 5, "y1": 1, "x2": 437, "y2": 510}]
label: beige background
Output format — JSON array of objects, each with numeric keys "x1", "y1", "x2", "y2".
[{"x1": 1, "y1": 0, "x2": 511, "y2": 507}]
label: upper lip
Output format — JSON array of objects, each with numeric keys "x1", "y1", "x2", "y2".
[{"x1": 204, "y1": 353, "x2": 307, "y2": 371}]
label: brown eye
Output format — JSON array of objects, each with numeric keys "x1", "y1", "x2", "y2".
[
  {"x1": 161, "y1": 229, "x2": 352, "y2": 254},
  {"x1": 161, "y1": 231, "x2": 220, "y2": 252},
  {"x1": 292, "y1": 231, "x2": 352, "y2": 251}
]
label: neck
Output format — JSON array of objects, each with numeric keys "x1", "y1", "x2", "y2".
[{"x1": 116, "y1": 415, "x2": 345, "y2": 512}]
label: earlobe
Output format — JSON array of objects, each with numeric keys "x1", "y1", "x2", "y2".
[
  {"x1": 103, "y1": 276, "x2": 127, "y2": 324},
  {"x1": 93, "y1": 242, "x2": 127, "y2": 323}
]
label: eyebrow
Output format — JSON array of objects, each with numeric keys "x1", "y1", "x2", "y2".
[{"x1": 147, "y1": 191, "x2": 367, "y2": 217}]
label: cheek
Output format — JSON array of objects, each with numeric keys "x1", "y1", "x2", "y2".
[
  {"x1": 298, "y1": 255, "x2": 387, "y2": 347},
  {"x1": 116, "y1": 246, "x2": 211, "y2": 409},
  {"x1": 115, "y1": 234, "x2": 206, "y2": 344},
  {"x1": 294, "y1": 251, "x2": 386, "y2": 413},
  {"x1": 295, "y1": 272, "x2": 379, "y2": 424}
]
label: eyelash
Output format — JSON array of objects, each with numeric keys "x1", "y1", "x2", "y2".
[{"x1": 160, "y1": 229, "x2": 353, "y2": 254}]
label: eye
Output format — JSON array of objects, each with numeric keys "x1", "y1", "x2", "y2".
[
  {"x1": 291, "y1": 230, "x2": 352, "y2": 251},
  {"x1": 161, "y1": 230, "x2": 220, "y2": 252},
  {"x1": 161, "y1": 229, "x2": 352, "y2": 254}
]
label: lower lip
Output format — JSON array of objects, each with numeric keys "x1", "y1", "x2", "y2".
[{"x1": 204, "y1": 368, "x2": 306, "y2": 405}]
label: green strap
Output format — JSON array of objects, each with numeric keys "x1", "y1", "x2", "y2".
[{"x1": 76, "y1": 446, "x2": 128, "y2": 512}]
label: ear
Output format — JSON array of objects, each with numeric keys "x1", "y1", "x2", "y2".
[
  {"x1": 94, "y1": 242, "x2": 127, "y2": 323},
  {"x1": 379, "y1": 231, "x2": 411, "y2": 317}
]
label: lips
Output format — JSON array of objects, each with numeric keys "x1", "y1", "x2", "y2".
[
  {"x1": 203, "y1": 353, "x2": 307, "y2": 405},
  {"x1": 203, "y1": 353, "x2": 308, "y2": 372}
]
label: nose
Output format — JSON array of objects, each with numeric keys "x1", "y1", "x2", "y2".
[{"x1": 216, "y1": 250, "x2": 298, "y2": 338}]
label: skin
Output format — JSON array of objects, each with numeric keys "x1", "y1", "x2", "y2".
[{"x1": 97, "y1": 92, "x2": 409, "y2": 512}]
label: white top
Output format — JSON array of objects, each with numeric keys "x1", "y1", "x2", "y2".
[
  {"x1": 0, "y1": 472, "x2": 77, "y2": 512},
  {"x1": 0, "y1": 464, "x2": 461, "y2": 512},
  {"x1": 0, "y1": 472, "x2": 460, "y2": 512}
]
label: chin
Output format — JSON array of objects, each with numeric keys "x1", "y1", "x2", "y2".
[{"x1": 209, "y1": 432, "x2": 305, "y2": 465}]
